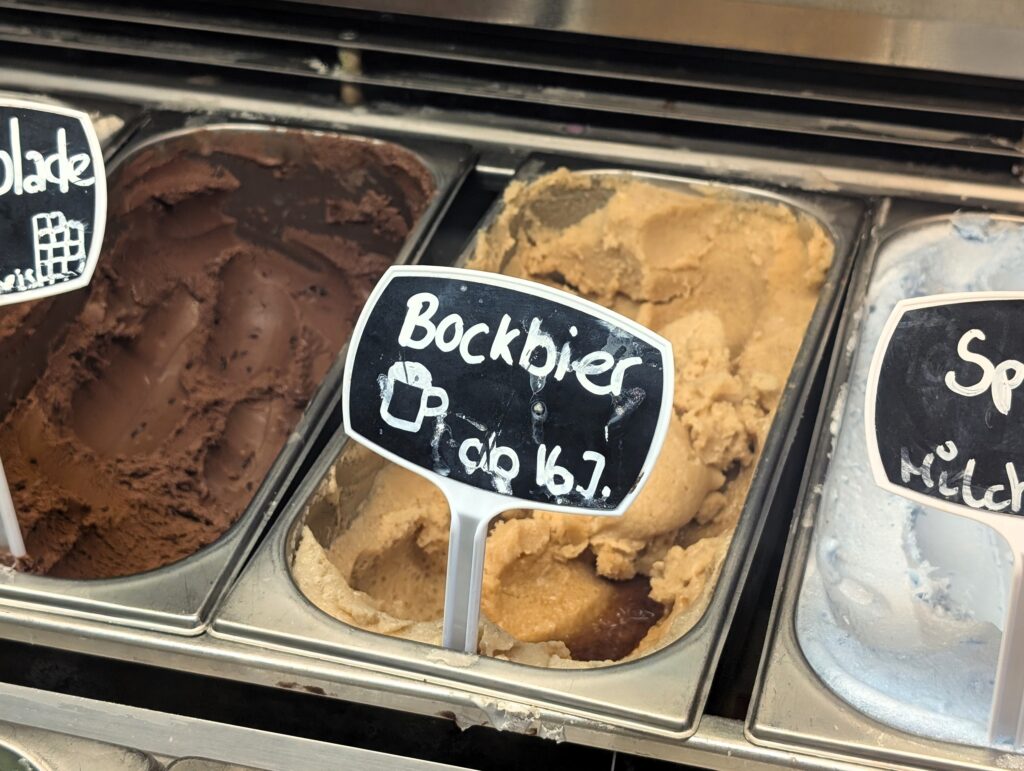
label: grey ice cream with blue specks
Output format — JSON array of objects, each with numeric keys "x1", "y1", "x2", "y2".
[{"x1": 796, "y1": 214, "x2": 1024, "y2": 748}]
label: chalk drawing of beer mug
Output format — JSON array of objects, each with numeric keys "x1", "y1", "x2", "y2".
[{"x1": 378, "y1": 361, "x2": 449, "y2": 433}]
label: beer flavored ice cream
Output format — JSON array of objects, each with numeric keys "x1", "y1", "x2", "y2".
[{"x1": 292, "y1": 169, "x2": 834, "y2": 666}]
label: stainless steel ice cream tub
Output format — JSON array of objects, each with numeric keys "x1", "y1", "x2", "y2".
[
  {"x1": 748, "y1": 200, "x2": 1024, "y2": 770},
  {"x1": 0, "y1": 112, "x2": 472, "y2": 634},
  {"x1": 212, "y1": 157, "x2": 866, "y2": 736}
]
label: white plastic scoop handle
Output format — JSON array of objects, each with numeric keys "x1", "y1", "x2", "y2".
[
  {"x1": 980, "y1": 515, "x2": 1024, "y2": 747},
  {"x1": 0, "y1": 457, "x2": 26, "y2": 559},
  {"x1": 439, "y1": 483, "x2": 503, "y2": 652}
]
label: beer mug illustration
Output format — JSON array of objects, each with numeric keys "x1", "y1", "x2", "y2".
[{"x1": 378, "y1": 361, "x2": 449, "y2": 433}]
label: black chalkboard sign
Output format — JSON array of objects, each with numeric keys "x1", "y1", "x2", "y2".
[
  {"x1": 0, "y1": 98, "x2": 106, "y2": 306},
  {"x1": 343, "y1": 266, "x2": 673, "y2": 514},
  {"x1": 343, "y1": 265, "x2": 674, "y2": 652},
  {"x1": 867, "y1": 293, "x2": 1024, "y2": 519}
]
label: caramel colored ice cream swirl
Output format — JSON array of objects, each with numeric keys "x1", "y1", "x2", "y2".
[{"x1": 293, "y1": 169, "x2": 832, "y2": 665}]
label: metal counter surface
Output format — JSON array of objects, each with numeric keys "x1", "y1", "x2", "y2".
[
  {"x1": 0, "y1": 681, "x2": 465, "y2": 771},
  {"x1": 289, "y1": 0, "x2": 1024, "y2": 81},
  {"x1": 0, "y1": 610, "x2": 892, "y2": 771}
]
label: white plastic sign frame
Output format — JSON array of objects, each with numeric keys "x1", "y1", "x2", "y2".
[
  {"x1": 0, "y1": 97, "x2": 107, "y2": 307},
  {"x1": 343, "y1": 265, "x2": 674, "y2": 653},
  {"x1": 0, "y1": 96, "x2": 108, "y2": 561}
]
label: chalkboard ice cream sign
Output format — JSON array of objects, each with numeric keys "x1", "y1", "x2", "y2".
[
  {"x1": 867, "y1": 293, "x2": 1024, "y2": 518},
  {"x1": 0, "y1": 97, "x2": 106, "y2": 562},
  {"x1": 343, "y1": 266, "x2": 673, "y2": 652},
  {"x1": 0, "y1": 98, "x2": 106, "y2": 306},
  {"x1": 866, "y1": 291, "x2": 1024, "y2": 745}
]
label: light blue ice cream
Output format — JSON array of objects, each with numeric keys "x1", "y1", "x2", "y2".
[{"x1": 796, "y1": 214, "x2": 1024, "y2": 749}]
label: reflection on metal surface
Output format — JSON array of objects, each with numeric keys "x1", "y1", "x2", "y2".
[
  {"x1": 0, "y1": 721, "x2": 158, "y2": 771},
  {"x1": 0, "y1": 741, "x2": 44, "y2": 771},
  {"x1": 167, "y1": 760, "x2": 265, "y2": 770},
  {"x1": 3, "y1": 4, "x2": 1024, "y2": 159},
  {"x1": 292, "y1": 0, "x2": 1024, "y2": 81}
]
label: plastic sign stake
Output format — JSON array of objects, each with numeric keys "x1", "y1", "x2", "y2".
[
  {"x1": 866, "y1": 292, "x2": 1024, "y2": 748},
  {"x1": 0, "y1": 98, "x2": 106, "y2": 305},
  {"x1": 0, "y1": 457, "x2": 24, "y2": 558},
  {"x1": 343, "y1": 266, "x2": 674, "y2": 653},
  {"x1": 0, "y1": 97, "x2": 107, "y2": 561}
]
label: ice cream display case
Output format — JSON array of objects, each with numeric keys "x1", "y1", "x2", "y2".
[{"x1": 0, "y1": 2, "x2": 1024, "y2": 770}]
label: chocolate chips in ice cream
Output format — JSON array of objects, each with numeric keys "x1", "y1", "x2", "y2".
[{"x1": 0, "y1": 127, "x2": 435, "y2": 579}]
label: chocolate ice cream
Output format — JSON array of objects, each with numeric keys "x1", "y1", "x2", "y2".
[{"x1": 0, "y1": 127, "x2": 434, "y2": 579}]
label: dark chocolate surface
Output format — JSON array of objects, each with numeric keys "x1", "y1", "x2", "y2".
[{"x1": 0, "y1": 128, "x2": 434, "y2": 578}]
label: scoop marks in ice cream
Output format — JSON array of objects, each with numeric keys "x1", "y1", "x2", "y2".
[
  {"x1": 0, "y1": 127, "x2": 434, "y2": 579},
  {"x1": 291, "y1": 169, "x2": 834, "y2": 666}
]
